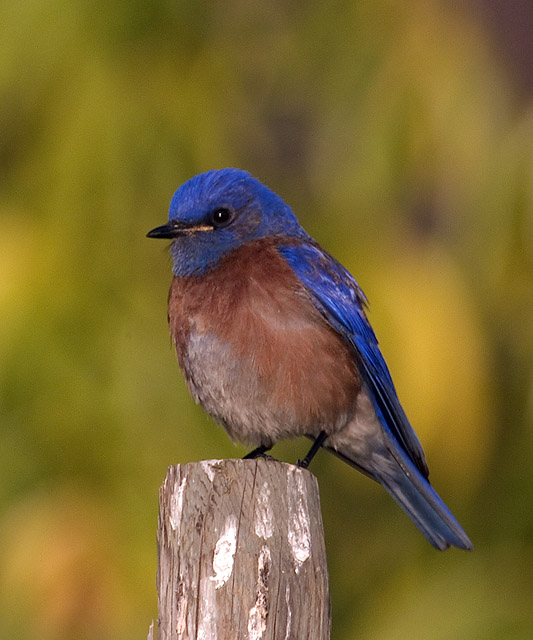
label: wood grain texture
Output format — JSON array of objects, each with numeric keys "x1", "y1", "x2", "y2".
[{"x1": 155, "y1": 459, "x2": 330, "y2": 640}]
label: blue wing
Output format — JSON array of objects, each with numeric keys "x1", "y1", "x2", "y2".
[
  {"x1": 278, "y1": 239, "x2": 473, "y2": 551},
  {"x1": 278, "y1": 239, "x2": 429, "y2": 478}
]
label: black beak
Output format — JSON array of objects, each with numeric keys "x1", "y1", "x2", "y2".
[{"x1": 146, "y1": 221, "x2": 187, "y2": 239}]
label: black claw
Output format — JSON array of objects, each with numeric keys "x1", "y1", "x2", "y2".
[
  {"x1": 258, "y1": 453, "x2": 276, "y2": 462},
  {"x1": 243, "y1": 444, "x2": 271, "y2": 459}
]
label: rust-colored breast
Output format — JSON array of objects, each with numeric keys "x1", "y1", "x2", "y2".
[{"x1": 167, "y1": 238, "x2": 360, "y2": 445}]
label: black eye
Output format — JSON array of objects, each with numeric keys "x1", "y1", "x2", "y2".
[{"x1": 211, "y1": 208, "x2": 233, "y2": 227}]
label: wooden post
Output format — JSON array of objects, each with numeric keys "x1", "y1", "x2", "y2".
[{"x1": 151, "y1": 458, "x2": 330, "y2": 640}]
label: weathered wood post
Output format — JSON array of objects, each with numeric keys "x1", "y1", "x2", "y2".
[{"x1": 150, "y1": 458, "x2": 330, "y2": 640}]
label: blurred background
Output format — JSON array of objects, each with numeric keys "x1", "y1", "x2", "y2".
[{"x1": 1, "y1": 0, "x2": 532, "y2": 638}]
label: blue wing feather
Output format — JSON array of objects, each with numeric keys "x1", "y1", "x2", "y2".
[
  {"x1": 278, "y1": 239, "x2": 473, "y2": 551},
  {"x1": 278, "y1": 240, "x2": 430, "y2": 478}
]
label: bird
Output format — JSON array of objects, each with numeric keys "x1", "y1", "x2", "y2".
[{"x1": 147, "y1": 168, "x2": 473, "y2": 551}]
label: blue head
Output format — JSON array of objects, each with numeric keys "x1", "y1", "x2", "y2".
[{"x1": 147, "y1": 168, "x2": 307, "y2": 276}]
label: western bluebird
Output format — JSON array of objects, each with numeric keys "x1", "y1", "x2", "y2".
[{"x1": 147, "y1": 168, "x2": 472, "y2": 551}]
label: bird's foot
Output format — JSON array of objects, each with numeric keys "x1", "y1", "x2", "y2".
[
  {"x1": 297, "y1": 431, "x2": 328, "y2": 469},
  {"x1": 256, "y1": 453, "x2": 276, "y2": 462},
  {"x1": 243, "y1": 444, "x2": 272, "y2": 460}
]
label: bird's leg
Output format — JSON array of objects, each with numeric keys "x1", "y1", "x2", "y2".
[
  {"x1": 298, "y1": 431, "x2": 328, "y2": 469},
  {"x1": 243, "y1": 444, "x2": 272, "y2": 460}
]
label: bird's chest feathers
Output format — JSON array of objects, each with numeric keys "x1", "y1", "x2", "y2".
[
  {"x1": 167, "y1": 240, "x2": 358, "y2": 442},
  {"x1": 169, "y1": 242, "x2": 318, "y2": 374}
]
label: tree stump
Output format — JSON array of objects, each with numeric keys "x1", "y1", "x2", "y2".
[{"x1": 152, "y1": 458, "x2": 330, "y2": 639}]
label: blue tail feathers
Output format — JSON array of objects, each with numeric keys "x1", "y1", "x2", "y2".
[
  {"x1": 325, "y1": 441, "x2": 473, "y2": 551},
  {"x1": 378, "y1": 450, "x2": 473, "y2": 550}
]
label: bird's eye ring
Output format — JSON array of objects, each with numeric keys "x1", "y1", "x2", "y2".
[{"x1": 211, "y1": 208, "x2": 233, "y2": 228}]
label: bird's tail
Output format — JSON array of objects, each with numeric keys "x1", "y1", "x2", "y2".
[{"x1": 325, "y1": 443, "x2": 473, "y2": 551}]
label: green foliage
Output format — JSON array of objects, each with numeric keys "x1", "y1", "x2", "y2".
[{"x1": 1, "y1": 1, "x2": 532, "y2": 638}]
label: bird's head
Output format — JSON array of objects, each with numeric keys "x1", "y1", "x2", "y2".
[{"x1": 147, "y1": 168, "x2": 306, "y2": 276}]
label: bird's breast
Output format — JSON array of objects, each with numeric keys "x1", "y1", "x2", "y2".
[{"x1": 167, "y1": 238, "x2": 360, "y2": 446}]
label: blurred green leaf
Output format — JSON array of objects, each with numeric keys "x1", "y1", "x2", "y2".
[{"x1": 0, "y1": 1, "x2": 532, "y2": 638}]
